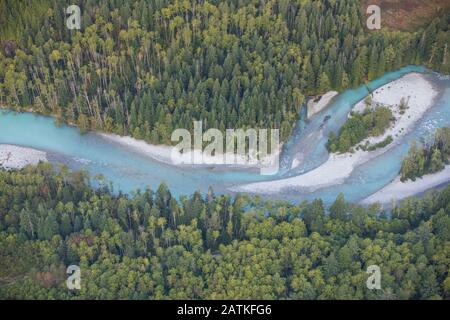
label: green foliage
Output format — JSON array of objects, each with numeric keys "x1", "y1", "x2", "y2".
[
  {"x1": 401, "y1": 128, "x2": 450, "y2": 182},
  {"x1": 327, "y1": 107, "x2": 393, "y2": 153},
  {"x1": 0, "y1": 0, "x2": 51, "y2": 43},
  {"x1": 0, "y1": 163, "x2": 449, "y2": 300},
  {"x1": 0, "y1": 1, "x2": 448, "y2": 145},
  {"x1": 366, "y1": 136, "x2": 393, "y2": 152}
]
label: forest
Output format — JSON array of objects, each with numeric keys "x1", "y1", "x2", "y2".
[
  {"x1": 0, "y1": 0, "x2": 449, "y2": 144},
  {"x1": 0, "y1": 163, "x2": 449, "y2": 299},
  {"x1": 401, "y1": 127, "x2": 450, "y2": 182},
  {"x1": 1, "y1": 0, "x2": 450, "y2": 301}
]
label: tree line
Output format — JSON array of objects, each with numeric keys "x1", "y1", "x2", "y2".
[{"x1": 0, "y1": 163, "x2": 449, "y2": 299}]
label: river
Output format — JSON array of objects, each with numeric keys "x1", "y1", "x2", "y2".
[{"x1": 1, "y1": 65, "x2": 449, "y2": 204}]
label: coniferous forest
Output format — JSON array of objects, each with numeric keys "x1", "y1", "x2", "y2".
[
  {"x1": 1, "y1": 0, "x2": 450, "y2": 302},
  {"x1": 0, "y1": 0, "x2": 449, "y2": 143},
  {"x1": 0, "y1": 163, "x2": 449, "y2": 299}
]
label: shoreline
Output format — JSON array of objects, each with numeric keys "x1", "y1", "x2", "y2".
[
  {"x1": 361, "y1": 165, "x2": 450, "y2": 204},
  {"x1": 0, "y1": 144, "x2": 47, "y2": 170},
  {"x1": 307, "y1": 91, "x2": 339, "y2": 119},
  {"x1": 233, "y1": 73, "x2": 440, "y2": 195},
  {"x1": 98, "y1": 132, "x2": 282, "y2": 174},
  {"x1": 1, "y1": 107, "x2": 281, "y2": 174}
]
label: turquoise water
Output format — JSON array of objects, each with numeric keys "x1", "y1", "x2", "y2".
[
  {"x1": 278, "y1": 68, "x2": 450, "y2": 203},
  {"x1": 1, "y1": 66, "x2": 449, "y2": 203},
  {"x1": 280, "y1": 65, "x2": 430, "y2": 176},
  {"x1": 0, "y1": 112, "x2": 268, "y2": 196}
]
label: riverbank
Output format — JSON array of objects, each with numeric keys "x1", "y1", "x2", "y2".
[
  {"x1": 99, "y1": 132, "x2": 282, "y2": 174},
  {"x1": 361, "y1": 165, "x2": 450, "y2": 204},
  {"x1": 99, "y1": 133, "x2": 174, "y2": 164},
  {"x1": 233, "y1": 73, "x2": 439, "y2": 195},
  {"x1": 0, "y1": 144, "x2": 47, "y2": 169},
  {"x1": 307, "y1": 91, "x2": 339, "y2": 119}
]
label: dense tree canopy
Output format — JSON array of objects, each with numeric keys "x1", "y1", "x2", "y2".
[
  {"x1": 1, "y1": 1, "x2": 449, "y2": 300},
  {"x1": 0, "y1": 163, "x2": 449, "y2": 299},
  {"x1": 0, "y1": 0, "x2": 449, "y2": 144}
]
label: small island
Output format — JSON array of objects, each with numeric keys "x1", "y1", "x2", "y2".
[
  {"x1": 327, "y1": 106, "x2": 394, "y2": 154},
  {"x1": 361, "y1": 128, "x2": 450, "y2": 205},
  {"x1": 400, "y1": 128, "x2": 450, "y2": 182}
]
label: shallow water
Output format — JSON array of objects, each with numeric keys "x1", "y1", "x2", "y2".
[
  {"x1": 277, "y1": 68, "x2": 450, "y2": 203},
  {"x1": 1, "y1": 65, "x2": 449, "y2": 203}
]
